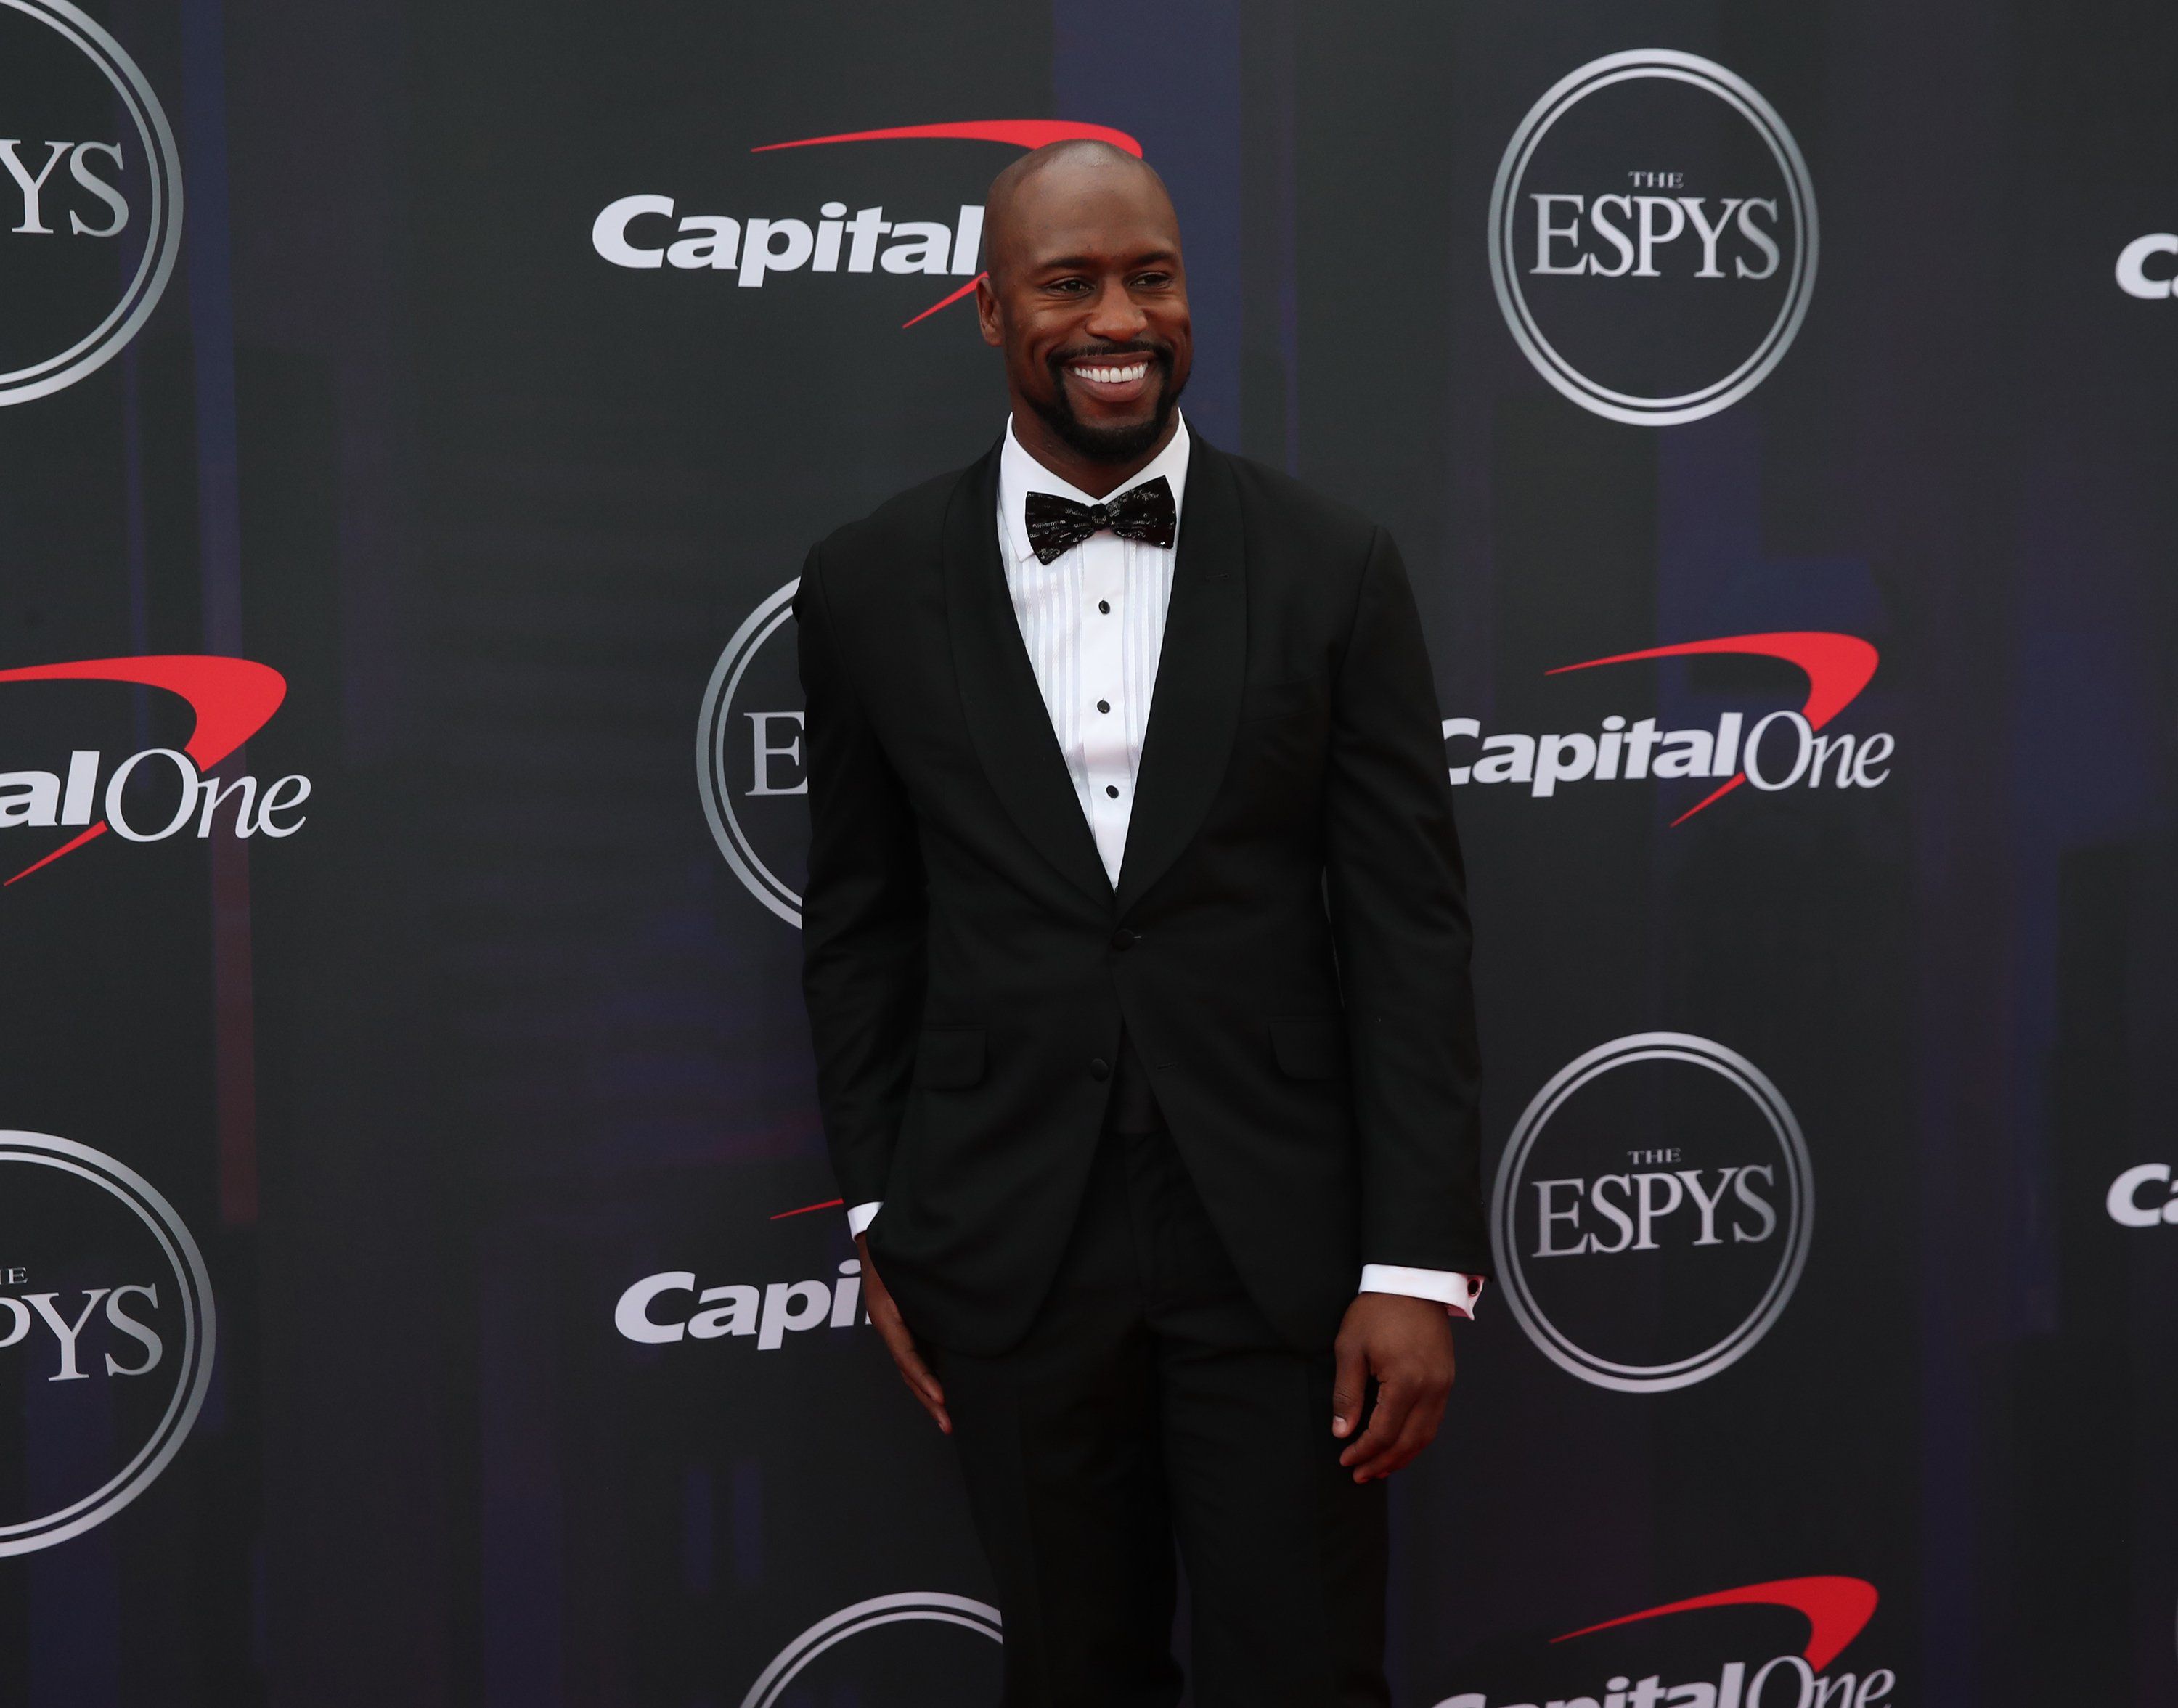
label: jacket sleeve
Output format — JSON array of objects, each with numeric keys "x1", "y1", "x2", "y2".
[
  {"x1": 796, "y1": 542, "x2": 927, "y2": 1207},
  {"x1": 1322, "y1": 526, "x2": 1490, "y2": 1278}
]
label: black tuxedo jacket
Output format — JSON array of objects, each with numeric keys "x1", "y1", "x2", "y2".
[{"x1": 795, "y1": 428, "x2": 1485, "y2": 1356}]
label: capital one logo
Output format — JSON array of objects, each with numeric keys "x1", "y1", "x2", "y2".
[
  {"x1": 595, "y1": 118, "x2": 1141, "y2": 330},
  {"x1": 0, "y1": 0, "x2": 183, "y2": 404},
  {"x1": 1431, "y1": 1576, "x2": 1892, "y2": 1708},
  {"x1": 2116, "y1": 232, "x2": 2178, "y2": 299},
  {"x1": 1447, "y1": 632, "x2": 1891, "y2": 825},
  {"x1": 614, "y1": 1257, "x2": 865, "y2": 1352},
  {"x1": 1489, "y1": 50, "x2": 1817, "y2": 425},
  {"x1": 1491, "y1": 1034, "x2": 1813, "y2": 1393},
  {"x1": 0, "y1": 1132, "x2": 216, "y2": 1555},
  {"x1": 0, "y1": 657, "x2": 307, "y2": 887},
  {"x1": 2107, "y1": 1163, "x2": 2178, "y2": 1227}
]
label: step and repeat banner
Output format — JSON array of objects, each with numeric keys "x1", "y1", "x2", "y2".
[{"x1": 0, "y1": 0, "x2": 2172, "y2": 1704}]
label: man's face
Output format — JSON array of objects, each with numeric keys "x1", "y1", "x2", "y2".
[{"x1": 977, "y1": 162, "x2": 1192, "y2": 465}]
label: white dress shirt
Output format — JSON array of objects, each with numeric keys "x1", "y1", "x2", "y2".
[{"x1": 848, "y1": 414, "x2": 1481, "y2": 1320}]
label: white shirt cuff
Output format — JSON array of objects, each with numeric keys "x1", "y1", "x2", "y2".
[
  {"x1": 1359, "y1": 1264, "x2": 1484, "y2": 1320},
  {"x1": 849, "y1": 1201, "x2": 1480, "y2": 1320}
]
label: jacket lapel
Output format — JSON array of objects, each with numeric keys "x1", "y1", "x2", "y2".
[
  {"x1": 1115, "y1": 430, "x2": 1247, "y2": 915},
  {"x1": 943, "y1": 443, "x2": 1114, "y2": 908}
]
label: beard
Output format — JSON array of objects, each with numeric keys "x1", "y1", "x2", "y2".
[{"x1": 1025, "y1": 338, "x2": 1186, "y2": 465}]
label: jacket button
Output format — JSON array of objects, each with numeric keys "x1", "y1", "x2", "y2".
[
  {"x1": 1088, "y1": 1058, "x2": 1111, "y2": 1081},
  {"x1": 1110, "y1": 928, "x2": 1136, "y2": 951}
]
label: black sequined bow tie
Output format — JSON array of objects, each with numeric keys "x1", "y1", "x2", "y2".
[{"x1": 1024, "y1": 476, "x2": 1177, "y2": 565}]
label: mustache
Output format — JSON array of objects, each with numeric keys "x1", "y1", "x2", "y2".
[{"x1": 1047, "y1": 338, "x2": 1175, "y2": 371}]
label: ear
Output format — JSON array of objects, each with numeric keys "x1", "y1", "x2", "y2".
[{"x1": 975, "y1": 274, "x2": 1004, "y2": 348}]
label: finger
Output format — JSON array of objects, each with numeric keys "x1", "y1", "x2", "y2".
[
  {"x1": 865, "y1": 1283, "x2": 953, "y2": 1433},
  {"x1": 892, "y1": 1335, "x2": 947, "y2": 1411},
  {"x1": 1330, "y1": 1339, "x2": 1369, "y2": 1439},
  {"x1": 1349, "y1": 1384, "x2": 1445, "y2": 1481},
  {"x1": 1340, "y1": 1376, "x2": 1414, "y2": 1470},
  {"x1": 883, "y1": 1327, "x2": 951, "y2": 1433},
  {"x1": 1375, "y1": 1403, "x2": 1440, "y2": 1479},
  {"x1": 893, "y1": 1350, "x2": 954, "y2": 1437},
  {"x1": 880, "y1": 1333, "x2": 950, "y2": 1429}
]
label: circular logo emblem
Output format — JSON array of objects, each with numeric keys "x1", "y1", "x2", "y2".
[
  {"x1": 0, "y1": 0, "x2": 184, "y2": 405},
  {"x1": 740, "y1": 1592, "x2": 1002, "y2": 1708},
  {"x1": 0, "y1": 1131, "x2": 216, "y2": 1554},
  {"x1": 1488, "y1": 49, "x2": 1816, "y2": 425},
  {"x1": 698, "y1": 579, "x2": 808, "y2": 927},
  {"x1": 1490, "y1": 1034, "x2": 1812, "y2": 1393}
]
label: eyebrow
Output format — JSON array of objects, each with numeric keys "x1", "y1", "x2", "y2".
[{"x1": 1030, "y1": 248, "x2": 1180, "y2": 274}]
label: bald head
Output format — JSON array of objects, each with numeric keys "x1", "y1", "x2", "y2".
[
  {"x1": 983, "y1": 141, "x2": 1178, "y2": 289},
  {"x1": 973, "y1": 138, "x2": 1191, "y2": 486}
]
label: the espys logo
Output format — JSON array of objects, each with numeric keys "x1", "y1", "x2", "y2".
[
  {"x1": 1489, "y1": 50, "x2": 1817, "y2": 425},
  {"x1": 0, "y1": 0, "x2": 183, "y2": 404},
  {"x1": 0, "y1": 656, "x2": 307, "y2": 886},
  {"x1": 0, "y1": 1131, "x2": 216, "y2": 1556},
  {"x1": 1446, "y1": 632, "x2": 1891, "y2": 825},
  {"x1": 2116, "y1": 232, "x2": 2178, "y2": 300},
  {"x1": 740, "y1": 1593, "x2": 1001, "y2": 1708},
  {"x1": 1491, "y1": 1034, "x2": 1812, "y2": 1394},
  {"x1": 699, "y1": 580, "x2": 806, "y2": 926},
  {"x1": 1432, "y1": 1575, "x2": 1892, "y2": 1708},
  {"x1": 594, "y1": 118, "x2": 1141, "y2": 330}
]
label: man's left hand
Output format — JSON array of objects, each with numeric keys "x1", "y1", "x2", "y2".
[{"x1": 1330, "y1": 1292, "x2": 1456, "y2": 1483}]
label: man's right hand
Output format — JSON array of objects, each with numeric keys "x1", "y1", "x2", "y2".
[{"x1": 857, "y1": 1233, "x2": 950, "y2": 1434}]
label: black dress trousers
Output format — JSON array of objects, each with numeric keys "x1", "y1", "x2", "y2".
[{"x1": 931, "y1": 1114, "x2": 1390, "y2": 1708}]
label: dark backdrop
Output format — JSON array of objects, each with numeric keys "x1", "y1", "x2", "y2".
[{"x1": 0, "y1": 1, "x2": 2171, "y2": 1704}]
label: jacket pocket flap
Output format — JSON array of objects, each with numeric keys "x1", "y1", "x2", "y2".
[
  {"x1": 915, "y1": 1028, "x2": 987, "y2": 1089},
  {"x1": 1239, "y1": 671, "x2": 1326, "y2": 722},
  {"x1": 1270, "y1": 1017, "x2": 1347, "y2": 1079}
]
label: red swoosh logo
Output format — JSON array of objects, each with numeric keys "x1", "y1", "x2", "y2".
[
  {"x1": 1554, "y1": 1575, "x2": 1879, "y2": 1672},
  {"x1": 0, "y1": 655, "x2": 287, "y2": 886},
  {"x1": 770, "y1": 1197, "x2": 844, "y2": 1222},
  {"x1": 1547, "y1": 632, "x2": 1879, "y2": 825},
  {"x1": 753, "y1": 120, "x2": 1146, "y2": 327},
  {"x1": 753, "y1": 120, "x2": 1142, "y2": 158}
]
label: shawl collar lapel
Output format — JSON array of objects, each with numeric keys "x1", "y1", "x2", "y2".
[
  {"x1": 1115, "y1": 430, "x2": 1246, "y2": 915},
  {"x1": 942, "y1": 442, "x2": 1114, "y2": 908}
]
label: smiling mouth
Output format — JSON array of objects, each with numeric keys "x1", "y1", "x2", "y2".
[{"x1": 1069, "y1": 361, "x2": 1151, "y2": 388}]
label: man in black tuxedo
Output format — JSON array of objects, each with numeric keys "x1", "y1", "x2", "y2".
[{"x1": 796, "y1": 139, "x2": 1486, "y2": 1707}]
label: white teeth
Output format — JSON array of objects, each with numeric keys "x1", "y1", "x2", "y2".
[{"x1": 1073, "y1": 363, "x2": 1148, "y2": 385}]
